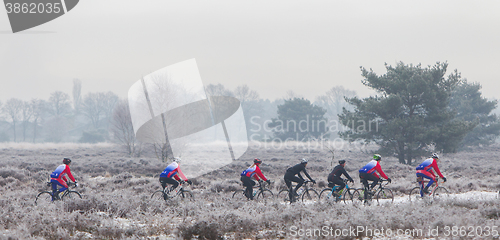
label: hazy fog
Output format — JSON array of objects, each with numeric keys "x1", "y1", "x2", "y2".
[{"x1": 1, "y1": 0, "x2": 500, "y2": 102}]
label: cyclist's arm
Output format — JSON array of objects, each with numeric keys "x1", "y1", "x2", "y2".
[
  {"x1": 254, "y1": 166, "x2": 267, "y2": 181},
  {"x1": 302, "y1": 169, "x2": 313, "y2": 181},
  {"x1": 431, "y1": 161, "x2": 445, "y2": 178},
  {"x1": 342, "y1": 169, "x2": 354, "y2": 182},
  {"x1": 64, "y1": 165, "x2": 76, "y2": 182},
  {"x1": 374, "y1": 163, "x2": 389, "y2": 179},
  {"x1": 177, "y1": 167, "x2": 188, "y2": 181},
  {"x1": 297, "y1": 172, "x2": 304, "y2": 180}
]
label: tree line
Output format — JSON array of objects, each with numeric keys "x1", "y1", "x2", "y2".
[{"x1": 1, "y1": 62, "x2": 498, "y2": 165}]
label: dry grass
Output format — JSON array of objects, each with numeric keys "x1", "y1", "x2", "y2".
[{"x1": 0, "y1": 142, "x2": 499, "y2": 239}]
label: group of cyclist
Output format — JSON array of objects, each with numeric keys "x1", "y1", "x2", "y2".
[
  {"x1": 239, "y1": 152, "x2": 447, "y2": 201},
  {"x1": 48, "y1": 151, "x2": 446, "y2": 202}
]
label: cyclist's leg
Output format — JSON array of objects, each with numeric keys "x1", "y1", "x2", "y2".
[
  {"x1": 359, "y1": 173, "x2": 369, "y2": 199},
  {"x1": 415, "y1": 173, "x2": 424, "y2": 196},
  {"x1": 361, "y1": 173, "x2": 378, "y2": 199},
  {"x1": 241, "y1": 176, "x2": 255, "y2": 200},
  {"x1": 416, "y1": 170, "x2": 434, "y2": 193},
  {"x1": 159, "y1": 177, "x2": 168, "y2": 190},
  {"x1": 293, "y1": 177, "x2": 304, "y2": 194},
  {"x1": 360, "y1": 173, "x2": 377, "y2": 188},
  {"x1": 332, "y1": 178, "x2": 345, "y2": 192},
  {"x1": 51, "y1": 179, "x2": 66, "y2": 200},
  {"x1": 159, "y1": 177, "x2": 169, "y2": 200},
  {"x1": 163, "y1": 177, "x2": 179, "y2": 199},
  {"x1": 369, "y1": 177, "x2": 379, "y2": 190},
  {"x1": 284, "y1": 173, "x2": 298, "y2": 201}
]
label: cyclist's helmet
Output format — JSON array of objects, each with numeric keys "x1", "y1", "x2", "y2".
[
  {"x1": 173, "y1": 157, "x2": 181, "y2": 163},
  {"x1": 339, "y1": 160, "x2": 346, "y2": 165},
  {"x1": 63, "y1": 158, "x2": 71, "y2": 165},
  {"x1": 254, "y1": 158, "x2": 262, "y2": 164},
  {"x1": 300, "y1": 158, "x2": 308, "y2": 164},
  {"x1": 373, "y1": 154, "x2": 382, "y2": 161},
  {"x1": 431, "y1": 153, "x2": 439, "y2": 159}
]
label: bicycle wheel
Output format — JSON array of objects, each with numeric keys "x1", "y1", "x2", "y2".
[
  {"x1": 409, "y1": 187, "x2": 423, "y2": 202},
  {"x1": 232, "y1": 189, "x2": 248, "y2": 201},
  {"x1": 277, "y1": 189, "x2": 291, "y2": 203},
  {"x1": 256, "y1": 189, "x2": 273, "y2": 200},
  {"x1": 432, "y1": 187, "x2": 449, "y2": 201},
  {"x1": 376, "y1": 188, "x2": 394, "y2": 203},
  {"x1": 61, "y1": 190, "x2": 82, "y2": 201},
  {"x1": 151, "y1": 190, "x2": 167, "y2": 201},
  {"x1": 351, "y1": 189, "x2": 365, "y2": 204},
  {"x1": 180, "y1": 190, "x2": 195, "y2": 201},
  {"x1": 319, "y1": 188, "x2": 338, "y2": 204},
  {"x1": 342, "y1": 188, "x2": 356, "y2": 203},
  {"x1": 35, "y1": 191, "x2": 54, "y2": 206},
  {"x1": 301, "y1": 189, "x2": 319, "y2": 203}
]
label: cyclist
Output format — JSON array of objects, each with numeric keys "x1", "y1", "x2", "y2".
[
  {"x1": 416, "y1": 153, "x2": 447, "y2": 194},
  {"x1": 284, "y1": 158, "x2": 316, "y2": 200},
  {"x1": 327, "y1": 160, "x2": 354, "y2": 193},
  {"x1": 159, "y1": 157, "x2": 192, "y2": 200},
  {"x1": 240, "y1": 158, "x2": 271, "y2": 200},
  {"x1": 50, "y1": 158, "x2": 77, "y2": 201},
  {"x1": 358, "y1": 154, "x2": 391, "y2": 198}
]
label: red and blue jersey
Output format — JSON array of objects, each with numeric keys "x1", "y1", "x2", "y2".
[
  {"x1": 160, "y1": 162, "x2": 187, "y2": 181},
  {"x1": 50, "y1": 164, "x2": 75, "y2": 187},
  {"x1": 359, "y1": 160, "x2": 389, "y2": 179},
  {"x1": 241, "y1": 165, "x2": 267, "y2": 181},
  {"x1": 416, "y1": 158, "x2": 444, "y2": 178}
]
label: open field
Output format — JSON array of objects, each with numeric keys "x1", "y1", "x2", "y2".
[{"x1": 0, "y1": 142, "x2": 500, "y2": 239}]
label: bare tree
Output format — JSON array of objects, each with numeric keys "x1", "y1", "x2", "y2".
[
  {"x1": 2, "y1": 98, "x2": 23, "y2": 142},
  {"x1": 111, "y1": 99, "x2": 140, "y2": 156},
  {"x1": 47, "y1": 91, "x2": 72, "y2": 117},
  {"x1": 72, "y1": 79, "x2": 82, "y2": 115},
  {"x1": 102, "y1": 91, "x2": 119, "y2": 122},
  {"x1": 30, "y1": 99, "x2": 45, "y2": 143},
  {"x1": 20, "y1": 100, "x2": 33, "y2": 142},
  {"x1": 234, "y1": 84, "x2": 259, "y2": 104},
  {"x1": 315, "y1": 86, "x2": 357, "y2": 118},
  {"x1": 205, "y1": 83, "x2": 234, "y2": 97},
  {"x1": 81, "y1": 92, "x2": 106, "y2": 129}
]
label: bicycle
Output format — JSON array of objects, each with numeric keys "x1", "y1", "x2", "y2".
[
  {"x1": 232, "y1": 180, "x2": 273, "y2": 201},
  {"x1": 319, "y1": 179, "x2": 356, "y2": 204},
  {"x1": 409, "y1": 176, "x2": 449, "y2": 202},
  {"x1": 277, "y1": 180, "x2": 318, "y2": 203},
  {"x1": 352, "y1": 179, "x2": 393, "y2": 204},
  {"x1": 35, "y1": 181, "x2": 82, "y2": 206},
  {"x1": 151, "y1": 181, "x2": 194, "y2": 201}
]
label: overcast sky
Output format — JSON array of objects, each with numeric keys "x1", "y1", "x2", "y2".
[{"x1": 1, "y1": 0, "x2": 499, "y2": 103}]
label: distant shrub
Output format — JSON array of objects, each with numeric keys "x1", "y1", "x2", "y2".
[
  {"x1": 0, "y1": 167, "x2": 26, "y2": 181},
  {"x1": 0, "y1": 176, "x2": 16, "y2": 186},
  {"x1": 79, "y1": 130, "x2": 106, "y2": 143},
  {"x1": 178, "y1": 221, "x2": 222, "y2": 240}
]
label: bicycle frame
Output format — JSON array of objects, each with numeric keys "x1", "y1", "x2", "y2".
[
  {"x1": 290, "y1": 180, "x2": 313, "y2": 193},
  {"x1": 328, "y1": 179, "x2": 351, "y2": 197},
  {"x1": 164, "y1": 182, "x2": 188, "y2": 197},
  {"x1": 417, "y1": 176, "x2": 443, "y2": 196},
  {"x1": 288, "y1": 180, "x2": 314, "y2": 201},
  {"x1": 253, "y1": 181, "x2": 269, "y2": 196},
  {"x1": 362, "y1": 179, "x2": 390, "y2": 200}
]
